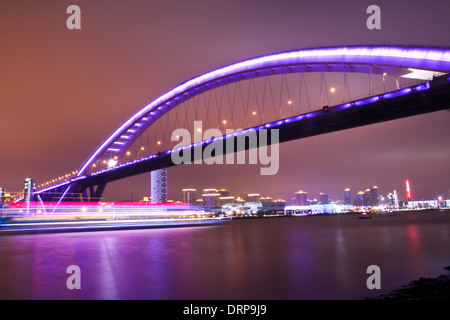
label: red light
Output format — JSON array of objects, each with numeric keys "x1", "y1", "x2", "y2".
[{"x1": 406, "y1": 180, "x2": 411, "y2": 200}]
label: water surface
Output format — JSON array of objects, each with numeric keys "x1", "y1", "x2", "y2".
[{"x1": 0, "y1": 210, "x2": 449, "y2": 299}]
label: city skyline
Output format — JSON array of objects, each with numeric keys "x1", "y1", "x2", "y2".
[
  {"x1": 1, "y1": 0, "x2": 450, "y2": 303},
  {"x1": 163, "y1": 182, "x2": 439, "y2": 205},
  {"x1": 1, "y1": 1, "x2": 449, "y2": 203}
]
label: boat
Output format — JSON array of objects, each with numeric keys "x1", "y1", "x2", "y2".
[
  {"x1": 358, "y1": 212, "x2": 372, "y2": 219},
  {"x1": 218, "y1": 213, "x2": 232, "y2": 220}
]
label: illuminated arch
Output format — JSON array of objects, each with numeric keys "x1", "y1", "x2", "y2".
[{"x1": 78, "y1": 45, "x2": 450, "y2": 176}]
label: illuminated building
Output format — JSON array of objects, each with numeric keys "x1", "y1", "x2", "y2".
[
  {"x1": 24, "y1": 178, "x2": 35, "y2": 213},
  {"x1": 182, "y1": 188, "x2": 197, "y2": 204},
  {"x1": 319, "y1": 192, "x2": 329, "y2": 204},
  {"x1": 203, "y1": 188, "x2": 217, "y2": 194},
  {"x1": 218, "y1": 189, "x2": 230, "y2": 197},
  {"x1": 344, "y1": 188, "x2": 351, "y2": 205},
  {"x1": 295, "y1": 190, "x2": 308, "y2": 206},
  {"x1": 370, "y1": 186, "x2": 378, "y2": 207},
  {"x1": 387, "y1": 193, "x2": 394, "y2": 206},
  {"x1": 363, "y1": 189, "x2": 371, "y2": 206},
  {"x1": 235, "y1": 197, "x2": 245, "y2": 203},
  {"x1": 247, "y1": 193, "x2": 260, "y2": 202},
  {"x1": 219, "y1": 196, "x2": 235, "y2": 206},
  {"x1": 202, "y1": 189, "x2": 220, "y2": 208},
  {"x1": 151, "y1": 169, "x2": 167, "y2": 203},
  {"x1": 355, "y1": 191, "x2": 365, "y2": 206}
]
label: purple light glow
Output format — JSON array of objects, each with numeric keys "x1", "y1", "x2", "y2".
[
  {"x1": 413, "y1": 82, "x2": 430, "y2": 91},
  {"x1": 354, "y1": 96, "x2": 381, "y2": 106},
  {"x1": 382, "y1": 87, "x2": 413, "y2": 100},
  {"x1": 76, "y1": 46, "x2": 450, "y2": 176}
]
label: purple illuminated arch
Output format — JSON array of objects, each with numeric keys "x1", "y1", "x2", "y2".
[{"x1": 77, "y1": 45, "x2": 450, "y2": 175}]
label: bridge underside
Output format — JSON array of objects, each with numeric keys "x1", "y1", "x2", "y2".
[{"x1": 36, "y1": 75, "x2": 450, "y2": 202}]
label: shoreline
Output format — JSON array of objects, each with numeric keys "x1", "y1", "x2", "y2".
[{"x1": 368, "y1": 266, "x2": 450, "y2": 300}]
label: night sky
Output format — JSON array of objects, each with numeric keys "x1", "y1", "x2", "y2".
[{"x1": 1, "y1": 0, "x2": 449, "y2": 203}]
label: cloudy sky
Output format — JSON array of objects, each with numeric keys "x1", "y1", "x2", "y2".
[{"x1": 1, "y1": 0, "x2": 449, "y2": 203}]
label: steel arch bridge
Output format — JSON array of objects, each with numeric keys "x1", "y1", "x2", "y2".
[{"x1": 32, "y1": 45, "x2": 450, "y2": 203}]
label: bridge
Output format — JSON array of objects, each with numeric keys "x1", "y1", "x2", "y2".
[{"x1": 27, "y1": 45, "x2": 450, "y2": 203}]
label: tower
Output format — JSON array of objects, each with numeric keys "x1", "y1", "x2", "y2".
[
  {"x1": 182, "y1": 189, "x2": 197, "y2": 204},
  {"x1": 151, "y1": 169, "x2": 167, "y2": 203},
  {"x1": 355, "y1": 191, "x2": 364, "y2": 206},
  {"x1": 370, "y1": 186, "x2": 378, "y2": 207},
  {"x1": 344, "y1": 188, "x2": 351, "y2": 205},
  {"x1": 295, "y1": 191, "x2": 308, "y2": 206},
  {"x1": 24, "y1": 178, "x2": 35, "y2": 213},
  {"x1": 406, "y1": 180, "x2": 411, "y2": 201},
  {"x1": 319, "y1": 192, "x2": 329, "y2": 204}
]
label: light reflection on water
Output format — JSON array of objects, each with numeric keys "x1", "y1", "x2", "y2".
[{"x1": 0, "y1": 211, "x2": 449, "y2": 299}]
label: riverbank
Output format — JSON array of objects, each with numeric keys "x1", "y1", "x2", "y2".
[{"x1": 369, "y1": 266, "x2": 450, "y2": 300}]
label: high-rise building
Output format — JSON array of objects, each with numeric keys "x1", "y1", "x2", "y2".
[
  {"x1": 202, "y1": 188, "x2": 220, "y2": 208},
  {"x1": 370, "y1": 186, "x2": 378, "y2": 207},
  {"x1": 319, "y1": 192, "x2": 329, "y2": 204},
  {"x1": 393, "y1": 190, "x2": 399, "y2": 208},
  {"x1": 182, "y1": 188, "x2": 197, "y2": 204},
  {"x1": 151, "y1": 169, "x2": 167, "y2": 203},
  {"x1": 387, "y1": 193, "x2": 394, "y2": 207},
  {"x1": 355, "y1": 191, "x2": 365, "y2": 206},
  {"x1": 24, "y1": 178, "x2": 35, "y2": 212},
  {"x1": 344, "y1": 188, "x2": 351, "y2": 205},
  {"x1": 363, "y1": 189, "x2": 371, "y2": 206},
  {"x1": 295, "y1": 191, "x2": 308, "y2": 206}
]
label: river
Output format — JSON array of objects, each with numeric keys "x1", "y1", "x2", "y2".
[{"x1": 0, "y1": 210, "x2": 449, "y2": 300}]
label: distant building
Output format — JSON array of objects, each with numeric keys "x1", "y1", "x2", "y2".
[
  {"x1": 344, "y1": 188, "x2": 351, "y2": 205},
  {"x1": 355, "y1": 191, "x2": 365, "y2": 206},
  {"x1": 387, "y1": 193, "x2": 395, "y2": 207},
  {"x1": 218, "y1": 189, "x2": 230, "y2": 197},
  {"x1": 247, "y1": 193, "x2": 260, "y2": 202},
  {"x1": 407, "y1": 199, "x2": 449, "y2": 209},
  {"x1": 363, "y1": 189, "x2": 371, "y2": 206},
  {"x1": 295, "y1": 190, "x2": 308, "y2": 206},
  {"x1": 310, "y1": 203, "x2": 352, "y2": 214},
  {"x1": 202, "y1": 189, "x2": 220, "y2": 208},
  {"x1": 235, "y1": 197, "x2": 246, "y2": 203},
  {"x1": 319, "y1": 192, "x2": 329, "y2": 204},
  {"x1": 24, "y1": 178, "x2": 35, "y2": 213},
  {"x1": 24, "y1": 178, "x2": 35, "y2": 202},
  {"x1": 0, "y1": 188, "x2": 16, "y2": 206},
  {"x1": 219, "y1": 196, "x2": 235, "y2": 206},
  {"x1": 370, "y1": 186, "x2": 378, "y2": 207},
  {"x1": 182, "y1": 188, "x2": 197, "y2": 204},
  {"x1": 222, "y1": 201, "x2": 286, "y2": 216}
]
